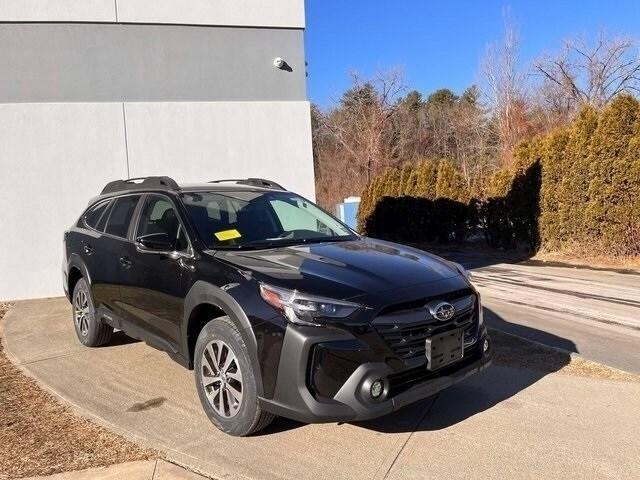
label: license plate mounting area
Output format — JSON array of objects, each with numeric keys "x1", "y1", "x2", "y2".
[{"x1": 425, "y1": 328, "x2": 464, "y2": 371}]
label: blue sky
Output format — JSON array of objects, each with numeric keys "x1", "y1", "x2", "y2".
[{"x1": 305, "y1": 0, "x2": 640, "y2": 107}]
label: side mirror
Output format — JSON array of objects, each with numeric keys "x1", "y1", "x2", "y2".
[{"x1": 136, "y1": 233, "x2": 175, "y2": 252}]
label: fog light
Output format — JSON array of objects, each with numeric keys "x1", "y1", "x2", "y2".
[
  {"x1": 483, "y1": 338, "x2": 490, "y2": 353},
  {"x1": 370, "y1": 379, "x2": 384, "y2": 399}
]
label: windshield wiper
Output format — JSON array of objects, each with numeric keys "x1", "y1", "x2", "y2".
[
  {"x1": 299, "y1": 236, "x2": 353, "y2": 244},
  {"x1": 239, "y1": 239, "x2": 300, "y2": 248},
  {"x1": 212, "y1": 235, "x2": 355, "y2": 251},
  {"x1": 211, "y1": 239, "x2": 295, "y2": 250},
  {"x1": 243, "y1": 236, "x2": 353, "y2": 248}
]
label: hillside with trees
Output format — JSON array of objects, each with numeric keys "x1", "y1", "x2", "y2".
[{"x1": 312, "y1": 29, "x2": 640, "y2": 260}]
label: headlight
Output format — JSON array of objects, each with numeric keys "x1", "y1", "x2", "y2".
[
  {"x1": 259, "y1": 283, "x2": 361, "y2": 327},
  {"x1": 451, "y1": 261, "x2": 470, "y2": 280}
]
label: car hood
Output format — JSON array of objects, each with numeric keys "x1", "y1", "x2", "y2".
[{"x1": 213, "y1": 237, "x2": 460, "y2": 300}]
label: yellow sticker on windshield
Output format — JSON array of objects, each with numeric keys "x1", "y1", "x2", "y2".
[{"x1": 215, "y1": 229, "x2": 242, "y2": 241}]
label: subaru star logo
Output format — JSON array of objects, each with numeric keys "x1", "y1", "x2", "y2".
[{"x1": 428, "y1": 301, "x2": 456, "y2": 321}]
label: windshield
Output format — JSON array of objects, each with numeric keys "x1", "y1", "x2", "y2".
[{"x1": 180, "y1": 190, "x2": 356, "y2": 249}]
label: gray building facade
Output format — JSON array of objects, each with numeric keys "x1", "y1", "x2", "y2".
[{"x1": 0, "y1": 1, "x2": 314, "y2": 300}]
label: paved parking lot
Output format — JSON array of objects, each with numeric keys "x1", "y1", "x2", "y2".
[{"x1": 3, "y1": 294, "x2": 639, "y2": 480}]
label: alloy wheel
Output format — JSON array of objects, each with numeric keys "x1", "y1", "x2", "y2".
[
  {"x1": 200, "y1": 339, "x2": 243, "y2": 418},
  {"x1": 73, "y1": 289, "x2": 90, "y2": 336}
]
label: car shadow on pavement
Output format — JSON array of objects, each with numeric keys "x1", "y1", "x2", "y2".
[
  {"x1": 105, "y1": 330, "x2": 142, "y2": 347},
  {"x1": 484, "y1": 308, "x2": 578, "y2": 353},
  {"x1": 263, "y1": 307, "x2": 575, "y2": 435},
  {"x1": 419, "y1": 245, "x2": 534, "y2": 270},
  {"x1": 356, "y1": 307, "x2": 575, "y2": 433}
]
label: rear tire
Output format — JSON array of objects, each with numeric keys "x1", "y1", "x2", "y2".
[
  {"x1": 194, "y1": 316, "x2": 275, "y2": 436},
  {"x1": 72, "y1": 278, "x2": 113, "y2": 347}
]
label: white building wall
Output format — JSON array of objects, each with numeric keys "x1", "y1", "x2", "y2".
[
  {"x1": 0, "y1": 0, "x2": 312, "y2": 300},
  {"x1": 0, "y1": 103, "x2": 129, "y2": 300},
  {"x1": 124, "y1": 101, "x2": 315, "y2": 196},
  {"x1": 0, "y1": 101, "x2": 314, "y2": 300},
  {"x1": 116, "y1": 0, "x2": 305, "y2": 28},
  {"x1": 0, "y1": 0, "x2": 115, "y2": 22},
  {"x1": 0, "y1": 0, "x2": 304, "y2": 27}
]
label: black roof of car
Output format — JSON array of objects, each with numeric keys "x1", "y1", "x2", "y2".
[
  {"x1": 179, "y1": 182, "x2": 280, "y2": 192},
  {"x1": 99, "y1": 176, "x2": 285, "y2": 196},
  {"x1": 86, "y1": 176, "x2": 287, "y2": 206}
]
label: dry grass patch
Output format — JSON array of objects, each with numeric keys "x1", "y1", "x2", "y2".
[
  {"x1": 491, "y1": 328, "x2": 639, "y2": 382},
  {"x1": 533, "y1": 249, "x2": 640, "y2": 271},
  {"x1": 0, "y1": 303, "x2": 156, "y2": 479}
]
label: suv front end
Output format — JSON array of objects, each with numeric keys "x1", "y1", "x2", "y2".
[{"x1": 256, "y1": 274, "x2": 492, "y2": 423}]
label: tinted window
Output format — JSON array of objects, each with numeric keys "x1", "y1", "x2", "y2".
[
  {"x1": 137, "y1": 196, "x2": 189, "y2": 252},
  {"x1": 96, "y1": 202, "x2": 113, "y2": 232},
  {"x1": 180, "y1": 191, "x2": 354, "y2": 249},
  {"x1": 84, "y1": 200, "x2": 110, "y2": 230},
  {"x1": 105, "y1": 196, "x2": 140, "y2": 238},
  {"x1": 271, "y1": 199, "x2": 323, "y2": 232}
]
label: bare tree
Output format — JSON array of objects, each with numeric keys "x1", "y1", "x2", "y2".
[
  {"x1": 451, "y1": 87, "x2": 498, "y2": 192},
  {"x1": 322, "y1": 69, "x2": 406, "y2": 184},
  {"x1": 534, "y1": 33, "x2": 640, "y2": 112},
  {"x1": 482, "y1": 11, "x2": 530, "y2": 165}
]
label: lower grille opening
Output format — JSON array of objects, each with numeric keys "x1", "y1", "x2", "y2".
[{"x1": 387, "y1": 345, "x2": 482, "y2": 397}]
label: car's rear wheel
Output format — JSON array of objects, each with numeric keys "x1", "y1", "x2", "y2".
[
  {"x1": 72, "y1": 278, "x2": 113, "y2": 347},
  {"x1": 194, "y1": 316, "x2": 275, "y2": 436}
]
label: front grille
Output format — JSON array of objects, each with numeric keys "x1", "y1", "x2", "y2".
[{"x1": 373, "y1": 294, "x2": 477, "y2": 360}]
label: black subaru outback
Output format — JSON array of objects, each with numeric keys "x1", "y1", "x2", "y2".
[{"x1": 63, "y1": 176, "x2": 492, "y2": 436}]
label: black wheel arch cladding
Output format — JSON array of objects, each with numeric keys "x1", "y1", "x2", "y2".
[{"x1": 183, "y1": 280, "x2": 265, "y2": 396}]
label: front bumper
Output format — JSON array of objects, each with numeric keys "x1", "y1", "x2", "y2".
[{"x1": 259, "y1": 324, "x2": 492, "y2": 423}]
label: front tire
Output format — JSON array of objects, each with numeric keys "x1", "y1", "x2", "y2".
[
  {"x1": 72, "y1": 278, "x2": 113, "y2": 347},
  {"x1": 194, "y1": 316, "x2": 275, "y2": 436}
]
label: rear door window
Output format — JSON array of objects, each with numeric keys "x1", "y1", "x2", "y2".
[{"x1": 104, "y1": 196, "x2": 140, "y2": 239}]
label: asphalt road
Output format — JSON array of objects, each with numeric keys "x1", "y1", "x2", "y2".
[{"x1": 452, "y1": 255, "x2": 640, "y2": 374}]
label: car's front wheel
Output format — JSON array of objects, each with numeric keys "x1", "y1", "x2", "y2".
[
  {"x1": 72, "y1": 278, "x2": 113, "y2": 347},
  {"x1": 194, "y1": 316, "x2": 275, "y2": 436}
]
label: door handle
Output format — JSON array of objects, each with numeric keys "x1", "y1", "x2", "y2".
[
  {"x1": 119, "y1": 256, "x2": 132, "y2": 268},
  {"x1": 83, "y1": 244, "x2": 94, "y2": 255}
]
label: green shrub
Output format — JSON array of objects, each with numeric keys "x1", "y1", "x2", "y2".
[
  {"x1": 537, "y1": 95, "x2": 640, "y2": 255},
  {"x1": 584, "y1": 95, "x2": 640, "y2": 254},
  {"x1": 358, "y1": 96, "x2": 640, "y2": 256},
  {"x1": 365, "y1": 196, "x2": 470, "y2": 244},
  {"x1": 357, "y1": 159, "x2": 471, "y2": 233}
]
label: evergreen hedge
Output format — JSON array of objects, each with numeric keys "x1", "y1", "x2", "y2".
[
  {"x1": 537, "y1": 94, "x2": 640, "y2": 255},
  {"x1": 358, "y1": 95, "x2": 640, "y2": 256},
  {"x1": 357, "y1": 160, "x2": 471, "y2": 243}
]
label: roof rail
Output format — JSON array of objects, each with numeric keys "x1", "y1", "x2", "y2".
[
  {"x1": 208, "y1": 178, "x2": 286, "y2": 190},
  {"x1": 100, "y1": 176, "x2": 180, "y2": 195}
]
